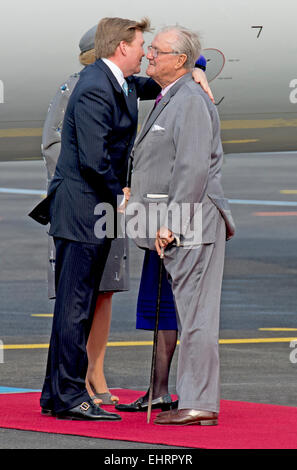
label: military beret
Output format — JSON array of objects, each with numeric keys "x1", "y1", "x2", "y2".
[{"x1": 79, "y1": 25, "x2": 97, "y2": 53}]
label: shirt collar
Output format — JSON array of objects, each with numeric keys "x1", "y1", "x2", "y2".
[
  {"x1": 161, "y1": 76, "x2": 183, "y2": 97},
  {"x1": 101, "y1": 58, "x2": 126, "y2": 88}
]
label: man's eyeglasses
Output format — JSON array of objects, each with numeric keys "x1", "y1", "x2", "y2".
[{"x1": 147, "y1": 45, "x2": 180, "y2": 58}]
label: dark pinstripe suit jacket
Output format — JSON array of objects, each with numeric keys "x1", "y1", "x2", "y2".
[{"x1": 29, "y1": 59, "x2": 160, "y2": 244}]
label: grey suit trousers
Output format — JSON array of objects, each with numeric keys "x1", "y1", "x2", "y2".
[{"x1": 163, "y1": 215, "x2": 226, "y2": 413}]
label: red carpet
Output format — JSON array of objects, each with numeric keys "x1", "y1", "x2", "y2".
[{"x1": 0, "y1": 389, "x2": 297, "y2": 449}]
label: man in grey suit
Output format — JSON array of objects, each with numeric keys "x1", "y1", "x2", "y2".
[{"x1": 127, "y1": 25, "x2": 235, "y2": 426}]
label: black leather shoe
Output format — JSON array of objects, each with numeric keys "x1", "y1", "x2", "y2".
[
  {"x1": 56, "y1": 400, "x2": 122, "y2": 421},
  {"x1": 115, "y1": 394, "x2": 172, "y2": 412}
]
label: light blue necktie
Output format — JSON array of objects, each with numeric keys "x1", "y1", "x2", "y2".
[{"x1": 122, "y1": 80, "x2": 128, "y2": 96}]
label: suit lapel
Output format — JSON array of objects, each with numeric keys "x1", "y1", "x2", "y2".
[
  {"x1": 125, "y1": 77, "x2": 138, "y2": 123},
  {"x1": 95, "y1": 59, "x2": 123, "y2": 94},
  {"x1": 95, "y1": 60, "x2": 138, "y2": 123},
  {"x1": 135, "y1": 92, "x2": 171, "y2": 145},
  {"x1": 135, "y1": 73, "x2": 192, "y2": 146}
]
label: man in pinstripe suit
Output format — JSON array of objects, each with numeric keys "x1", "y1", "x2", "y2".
[{"x1": 29, "y1": 17, "x2": 161, "y2": 420}]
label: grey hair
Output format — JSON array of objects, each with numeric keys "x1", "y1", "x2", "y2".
[{"x1": 159, "y1": 25, "x2": 201, "y2": 69}]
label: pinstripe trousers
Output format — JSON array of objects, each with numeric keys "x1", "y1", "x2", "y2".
[{"x1": 40, "y1": 237, "x2": 111, "y2": 413}]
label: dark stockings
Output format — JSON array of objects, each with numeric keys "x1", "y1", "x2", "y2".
[{"x1": 143, "y1": 329, "x2": 178, "y2": 400}]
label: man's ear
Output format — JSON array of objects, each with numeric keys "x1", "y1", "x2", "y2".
[
  {"x1": 119, "y1": 40, "x2": 128, "y2": 56},
  {"x1": 175, "y1": 53, "x2": 187, "y2": 70}
]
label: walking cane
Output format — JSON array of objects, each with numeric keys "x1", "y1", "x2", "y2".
[{"x1": 147, "y1": 247, "x2": 164, "y2": 424}]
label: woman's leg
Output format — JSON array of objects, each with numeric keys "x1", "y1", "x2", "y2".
[
  {"x1": 143, "y1": 329, "x2": 178, "y2": 400},
  {"x1": 137, "y1": 250, "x2": 178, "y2": 400},
  {"x1": 115, "y1": 327, "x2": 178, "y2": 411},
  {"x1": 86, "y1": 292, "x2": 119, "y2": 403}
]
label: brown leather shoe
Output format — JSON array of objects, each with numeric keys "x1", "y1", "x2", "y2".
[{"x1": 154, "y1": 408, "x2": 218, "y2": 426}]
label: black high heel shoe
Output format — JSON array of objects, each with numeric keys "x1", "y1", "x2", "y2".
[{"x1": 115, "y1": 394, "x2": 172, "y2": 412}]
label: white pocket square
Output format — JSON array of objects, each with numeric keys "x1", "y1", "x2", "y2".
[{"x1": 151, "y1": 124, "x2": 165, "y2": 132}]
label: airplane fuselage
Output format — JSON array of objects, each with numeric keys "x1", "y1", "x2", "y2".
[{"x1": 0, "y1": 0, "x2": 296, "y2": 159}]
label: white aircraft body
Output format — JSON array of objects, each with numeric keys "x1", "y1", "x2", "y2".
[{"x1": 0, "y1": 0, "x2": 296, "y2": 159}]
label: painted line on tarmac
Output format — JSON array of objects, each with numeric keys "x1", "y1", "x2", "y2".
[
  {"x1": 2, "y1": 337, "x2": 297, "y2": 350},
  {"x1": 280, "y1": 190, "x2": 297, "y2": 194},
  {"x1": 219, "y1": 337, "x2": 297, "y2": 344},
  {"x1": 0, "y1": 188, "x2": 45, "y2": 195},
  {"x1": 1, "y1": 189, "x2": 297, "y2": 208},
  {"x1": 259, "y1": 328, "x2": 297, "y2": 331},
  {"x1": 253, "y1": 211, "x2": 297, "y2": 216},
  {"x1": 31, "y1": 314, "x2": 53, "y2": 317},
  {"x1": 0, "y1": 386, "x2": 41, "y2": 393},
  {"x1": 1, "y1": 344, "x2": 50, "y2": 349},
  {"x1": 229, "y1": 199, "x2": 297, "y2": 206},
  {"x1": 222, "y1": 139, "x2": 259, "y2": 144}
]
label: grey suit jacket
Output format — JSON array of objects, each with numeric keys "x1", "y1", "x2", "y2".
[{"x1": 127, "y1": 73, "x2": 235, "y2": 250}]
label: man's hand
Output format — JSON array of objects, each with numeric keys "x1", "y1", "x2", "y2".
[
  {"x1": 117, "y1": 187, "x2": 131, "y2": 213},
  {"x1": 192, "y1": 68, "x2": 214, "y2": 103},
  {"x1": 155, "y1": 226, "x2": 175, "y2": 256},
  {"x1": 122, "y1": 187, "x2": 131, "y2": 201}
]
